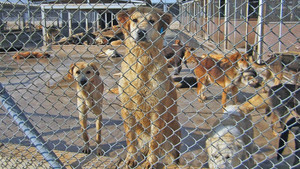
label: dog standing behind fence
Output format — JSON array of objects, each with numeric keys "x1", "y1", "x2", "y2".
[
  {"x1": 117, "y1": 6, "x2": 181, "y2": 168},
  {"x1": 68, "y1": 62, "x2": 104, "y2": 155},
  {"x1": 183, "y1": 48, "x2": 256, "y2": 105}
]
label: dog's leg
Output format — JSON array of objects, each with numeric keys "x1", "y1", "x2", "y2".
[
  {"x1": 95, "y1": 114, "x2": 103, "y2": 156},
  {"x1": 221, "y1": 87, "x2": 230, "y2": 105},
  {"x1": 196, "y1": 78, "x2": 206, "y2": 103},
  {"x1": 143, "y1": 111, "x2": 164, "y2": 168},
  {"x1": 121, "y1": 108, "x2": 138, "y2": 168},
  {"x1": 294, "y1": 128, "x2": 300, "y2": 167},
  {"x1": 231, "y1": 86, "x2": 239, "y2": 104},
  {"x1": 79, "y1": 106, "x2": 90, "y2": 154},
  {"x1": 271, "y1": 113, "x2": 279, "y2": 136},
  {"x1": 274, "y1": 72, "x2": 283, "y2": 86}
]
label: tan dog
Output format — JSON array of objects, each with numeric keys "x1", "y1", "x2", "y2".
[
  {"x1": 206, "y1": 105, "x2": 255, "y2": 169},
  {"x1": 68, "y1": 62, "x2": 104, "y2": 155},
  {"x1": 117, "y1": 7, "x2": 181, "y2": 168},
  {"x1": 184, "y1": 48, "x2": 258, "y2": 105},
  {"x1": 13, "y1": 51, "x2": 50, "y2": 60}
]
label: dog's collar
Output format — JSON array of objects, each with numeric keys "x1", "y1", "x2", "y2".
[{"x1": 160, "y1": 27, "x2": 164, "y2": 34}]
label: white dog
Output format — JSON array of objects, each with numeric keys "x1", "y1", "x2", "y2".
[{"x1": 206, "y1": 105, "x2": 255, "y2": 169}]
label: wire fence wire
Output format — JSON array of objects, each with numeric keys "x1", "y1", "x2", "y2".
[{"x1": 0, "y1": 0, "x2": 299, "y2": 168}]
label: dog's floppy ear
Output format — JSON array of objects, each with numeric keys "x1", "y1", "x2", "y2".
[
  {"x1": 89, "y1": 62, "x2": 99, "y2": 76},
  {"x1": 68, "y1": 63, "x2": 75, "y2": 79},
  {"x1": 158, "y1": 11, "x2": 172, "y2": 35},
  {"x1": 117, "y1": 7, "x2": 136, "y2": 36}
]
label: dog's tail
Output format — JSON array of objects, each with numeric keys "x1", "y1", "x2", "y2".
[{"x1": 277, "y1": 117, "x2": 300, "y2": 160}]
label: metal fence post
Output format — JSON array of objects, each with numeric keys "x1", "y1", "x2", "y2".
[{"x1": 0, "y1": 83, "x2": 65, "y2": 169}]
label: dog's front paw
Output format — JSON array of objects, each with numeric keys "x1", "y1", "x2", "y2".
[
  {"x1": 82, "y1": 147, "x2": 91, "y2": 154},
  {"x1": 97, "y1": 148, "x2": 103, "y2": 156},
  {"x1": 198, "y1": 96, "x2": 206, "y2": 103},
  {"x1": 125, "y1": 159, "x2": 137, "y2": 168},
  {"x1": 142, "y1": 161, "x2": 156, "y2": 169}
]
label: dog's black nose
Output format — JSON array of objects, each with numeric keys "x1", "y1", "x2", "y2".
[
  {"x1": 137, "y1": 30, "x2": 147, "y2": 41},
  {"x1": 80, "y1": 79, "x2": 87, "y2": 86}
]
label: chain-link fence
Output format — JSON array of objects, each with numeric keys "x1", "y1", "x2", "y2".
[{"x1": 0, "y1": 0, "x2": 299, "y2": 168}]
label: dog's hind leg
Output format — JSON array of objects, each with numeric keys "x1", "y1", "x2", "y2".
[
  {"x1": 231, "y1": 86, "x2": 239, "y2": 104},
  {"x1": 196, "y1": 78, "x2": 207, "y2": 103}
]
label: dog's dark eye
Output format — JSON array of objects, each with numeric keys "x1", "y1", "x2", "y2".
[
  {"x1": 86, "y1": 71, "x2": 91, "y2": 74},
  {"x1": 76, "y1": 70, "x2": 80, "y2": 74},
  {"x1": 149, "y1": 20, "x2": 155, "y2": 24},
  {"x1": 132, "y1": 19, "x2": 138, "y2": 23}
]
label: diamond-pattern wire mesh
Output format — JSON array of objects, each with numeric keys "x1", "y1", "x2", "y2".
[{"x1": 0, "y1": 0, "x2": 299, "y2": 168}]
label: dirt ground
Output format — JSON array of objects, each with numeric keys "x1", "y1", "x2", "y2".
[{"x1": 0, "y1": 31, "x2": 297, "y2": 168}]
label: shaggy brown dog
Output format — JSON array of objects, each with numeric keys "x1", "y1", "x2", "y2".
[
  {"x1": 117, "y1": 6, "x2": 181, "y2": 168},
  {"x1": 184, "y1": 47, "x2": 258, "y2": 105},
  {"x1": 13, "y1": 51, "x2": 50, "y2": 60},
  {"x1": 68, "y1": 62, "x2": 104, "y2": 155}
]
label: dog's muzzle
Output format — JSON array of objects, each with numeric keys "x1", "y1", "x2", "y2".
[
  {"x1": 80, "y1": 78, "x2": 88, "y2": 86},
  {"x1": 136, "y1": 29, "x2": 147, "y2": 42}
]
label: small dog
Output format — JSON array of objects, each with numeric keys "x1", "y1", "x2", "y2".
[
  {"x1": 184, "y1": 47, "x2": 259, "y2": 105},
  {"x1": 13, "y1": 51, "x2": 50, "y2": 60},
  {"x1": 117, "y1": 6, "x2": 181, "y2": 168},
  {"x1": 68, "y1": 62, "x2": 104, "y2": 155},
  {"x1": 277, "y1": 117, "x2": 300, "y2": 167},
  {"x1": 162, "y1": 39, "x2": 186, "y2": 75},
  {"x1": 206, "y1": 105, "x2": 255, "y2": 169},
  {"x1": 265, "y1": 84, "x2": 300, "y2": 136}
]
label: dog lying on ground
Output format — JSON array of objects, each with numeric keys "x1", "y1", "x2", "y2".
[
  {"x1": 206, "y1": 105, "x2": 255, "y2": 169},
  {"x1": 162, "y1": 39, "x2": 186, "y2": 75},
  {"x1": 13, "y1": 51, "x2": 50, "y2": 60},
  {"x1": 265, "y1": 84, "x2": 300, "y2": 136},
  {"x1": 277, "y1": 117, "x2": 300, "y2": 167},
  {"x1": 251, "y1": 52, "x2": 300, "y2": 92},
  {"x1": 117, "y1": 6, "x2": 181, "y2": 168},
  {"x1": 184, "y1": 47, "x2": 259, "y2": 105},
  {"x1": 68, "y1": 62, "x2": 104, "y2": 155}
]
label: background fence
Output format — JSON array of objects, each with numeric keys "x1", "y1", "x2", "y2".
[{"x1": 0, "y1": 0, "x2": 299, "y2": 168}]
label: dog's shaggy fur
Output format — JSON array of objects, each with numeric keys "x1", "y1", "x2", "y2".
[
  {"x1": 184, "y1": 48, "x2": 258, "y2": 105},
  {"x1": 68, "y1": 62, "x2": 104, "y2": 155},
  {"x1": 206, "y1": 105, "x2": 255, "y2": 169},
  {"x1": 117, "y1": 7, "x2": 181, "y2": 168}
]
